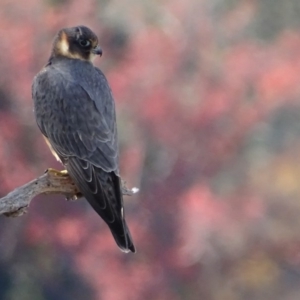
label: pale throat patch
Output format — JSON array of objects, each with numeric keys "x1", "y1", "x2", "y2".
[
  {"x1": 88, "y1": 53, "x2": 97, "y2": 62},
  {"x1": 67, "y1": 52, "x2": 96, "y2": 62}
]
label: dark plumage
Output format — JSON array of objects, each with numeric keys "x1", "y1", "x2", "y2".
[{"x1": 32, "y1": 26, "x2": 135, "y2": 253}]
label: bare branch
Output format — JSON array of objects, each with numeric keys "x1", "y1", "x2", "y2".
[{"x1": 0, "y1": 169, "x2": 138, "y2": 217}]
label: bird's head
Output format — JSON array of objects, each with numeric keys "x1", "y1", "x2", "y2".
[{"x1": 51, "y1": 26, "x2": 102, "y2": 62}]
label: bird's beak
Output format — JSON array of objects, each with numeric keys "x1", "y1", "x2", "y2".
[{"x1": 92, "y1": 45, "x2": 103, "y2": 56}]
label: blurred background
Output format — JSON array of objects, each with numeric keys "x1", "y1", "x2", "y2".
[{"x1": 1, "y1": 0, "x2": 300, "y2": 299}]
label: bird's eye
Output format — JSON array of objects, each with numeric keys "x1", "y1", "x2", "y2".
[{"x1": 79, "y1": 39, "x2": 91, "y2": 47}]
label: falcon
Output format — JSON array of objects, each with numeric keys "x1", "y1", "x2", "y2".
[{"x1": 32, "y1": 26, "x2": 135, "y2": 253}]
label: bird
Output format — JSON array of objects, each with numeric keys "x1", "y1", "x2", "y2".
[{"x1": 32, "y1": 25, "x2": 135, "y2": 253}]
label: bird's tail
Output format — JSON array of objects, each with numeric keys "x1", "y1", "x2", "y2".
[
  {"x1": 109, "y1": 220, "x2": 136, "y2": 253},
  {"x1": 66, "y1": 157, "x2": 136, "y2": 253}
]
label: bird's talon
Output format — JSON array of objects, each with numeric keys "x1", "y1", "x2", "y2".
[
  {"x1": 65, "y1": 194, "x2": 77, "y2": 201},
  {"x1": 65, "y1": 192, "x2": 83, "y2": 201}
]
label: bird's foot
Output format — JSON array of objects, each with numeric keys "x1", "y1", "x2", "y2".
[
  {"x1": 45, "y1": 168, "x2": 82, "y2": 201},
  {"x1": 45, "y1": 168, "x2": 69, "y2": 177},
  {"x1": 65, "y1": 191, "x2": 83, "y2": 201}
]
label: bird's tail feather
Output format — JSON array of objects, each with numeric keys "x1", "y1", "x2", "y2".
[
  {"x1": 109, "y1": 220, "x2": 136, "y2": 253},
  {"x1": 66, "y1": 157, "x2": 136, "y2": 253}
]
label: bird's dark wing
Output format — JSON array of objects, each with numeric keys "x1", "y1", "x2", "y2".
[
  {"x1": 33, "y1": 65, "x2": 119, "y2": 172},
  {"x1": 32, "y1": 63, "x2": 135, "y2": 252}
]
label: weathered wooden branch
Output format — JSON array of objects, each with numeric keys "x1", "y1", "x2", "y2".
[{"x1": 0, "y1": 169, "x2": 138, "y2": 217}]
